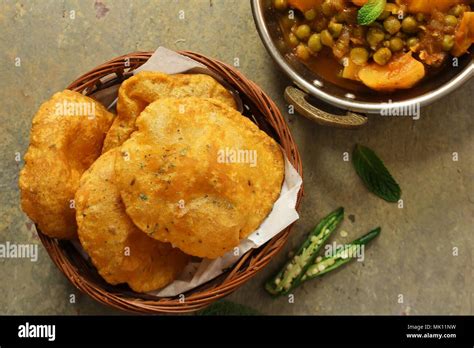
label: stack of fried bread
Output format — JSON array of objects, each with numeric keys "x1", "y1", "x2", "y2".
[{"x1": 19, "y1": 71, "x2": 284, "y2": 292}]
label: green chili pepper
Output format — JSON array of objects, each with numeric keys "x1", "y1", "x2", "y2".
[
  {"x1": 265, "y1": 207, "x2": 344, "y2": 296},
  {"x1": 303, "y1": 227, "x2": 381, "y2": 281}
]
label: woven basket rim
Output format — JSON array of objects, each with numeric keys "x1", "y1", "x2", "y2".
[{"x1": 37, "y1": 50, "x2": 304, "y2": 313}]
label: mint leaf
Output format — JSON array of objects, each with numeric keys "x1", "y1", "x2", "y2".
[
  {"x1": 352, "y1": 144, "x2": 401, "y2": 202},
  {"x1": 197, "y1": 300, "x2": 260, "y2": 316},
  {"x1": 357, "y1": 0, "x2": 386, "y2": 25}
]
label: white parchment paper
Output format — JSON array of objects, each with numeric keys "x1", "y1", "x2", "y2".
[{"x1": 82, "y1": 47, "x2": 303, "y2": 296}]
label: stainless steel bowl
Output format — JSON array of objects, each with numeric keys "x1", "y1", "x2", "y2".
[{"x1": 251, "y1": 0, "x2": 474, "y2": 128}]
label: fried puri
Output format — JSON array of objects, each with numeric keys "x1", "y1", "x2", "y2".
[
  {"x1": 115, "y1": 97, "x2": 284, "y2": 259},
  {"x1": 75, "y1": 149, "x2": 189, "y2": 292},
  {"x1": 102, "y1": 71, "x2": 237, "y2": 153},
  {"x1": 19, "y1": 90, "x2": 114, "y2": 239}
]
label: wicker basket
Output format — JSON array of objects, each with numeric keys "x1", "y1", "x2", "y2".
[{"x1": 37, "y1": 51, "x2": 303, "y2": 313}]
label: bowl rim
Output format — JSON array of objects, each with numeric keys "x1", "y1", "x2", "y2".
[{"x1": 251, "y1": 0, "x2": 474, "y2": 114}]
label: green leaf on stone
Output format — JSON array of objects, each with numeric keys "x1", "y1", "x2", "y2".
[{"x1": 352, "y1": 144, "x2": 401, "y2": 203}]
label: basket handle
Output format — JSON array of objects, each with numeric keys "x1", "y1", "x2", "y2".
[{"x1": 284, "y1": 86, "x2": 368, "y2": 129}]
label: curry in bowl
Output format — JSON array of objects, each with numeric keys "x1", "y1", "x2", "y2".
[{"x1": 273, "y1": 0, "x2": 473, "y2": 92}]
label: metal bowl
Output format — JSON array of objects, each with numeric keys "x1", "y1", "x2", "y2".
[{"x1": 251, "y1": 0, "x2": 474, "y2": 128}]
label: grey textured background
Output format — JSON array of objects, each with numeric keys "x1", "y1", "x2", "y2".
[{"x1": 0, "y1": 0, "x2": 472, "y2": 315}]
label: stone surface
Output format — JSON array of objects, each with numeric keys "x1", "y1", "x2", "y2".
[{"x1": 0, "y1": 0, "x2": 472, "y2": 315}]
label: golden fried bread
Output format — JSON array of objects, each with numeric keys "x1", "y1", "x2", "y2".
[
  {"x1": 75, "y1": 149, "x2": 189, "y2": 292},
  {"x1": 19, "y1": 90, "x2": 114, "y2": 239},
  {"x1": 115, "y1": 97, "x2": 284, "y2": 259},
  {"x1": 102, "y1": 72, "x2": 237, "y2": 152}
]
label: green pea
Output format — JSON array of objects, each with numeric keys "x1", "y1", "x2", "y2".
[
  {"x1": 304, "y1": 9, "x2": 317, "y2": 21},
  {"x1": 350, "y1": 47, "x2": 369, "y2": 66},
  {"x1": 273, "y1": 0, "x2": 287, "y2": 11},
  {"x1": 321, "y1": 29, "x2": 334, "y2": 47},
  {"x1": 407, "y1": 37, "x2": 419, "y2": 50},
  {"x1": 449, "y1": 4, "x2": 464, "y2": 17},
  {"x1": 373, "y1": 47, "x2": 392, "y2": 66},
  {"x1": 288, "y1": 32, "x2": 299, "y2": 46},
  {"x1": 445, "y1": 15, "x2": 458, "y2": 27},
  {"x1": 328, "y1": 22, "x2": 343, "y2": 39},
  {"x1": 295, "y1": 44, "x2": 310, "y2": 60},
  {"x1": 384, "y1": 16, "x2": 401, "y2": 35},
  {"x1": 321, "y1": 0, "x2": 333, "y2": 17},
  {"x1": 367, "y1": 27, "x2": 385, "y2": 48},
  {"x1": 402, "y1": 16, "x2": 418, "y2": 34},
  {"x1": 307, "y1": 33, "x2": 322, "y2": 53},
  {"x1": 442, "y1": 35, "x2": 455, "y2": 51},
  {"x1": 389, "y1": 37, "x2": 404, "y2": 52},
  {"x1": 416, "y1": 13, "x2": 425, "y2": 22},
  {"x1": 295, "y1": 24, "x2": 311, "y2": 40}
]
